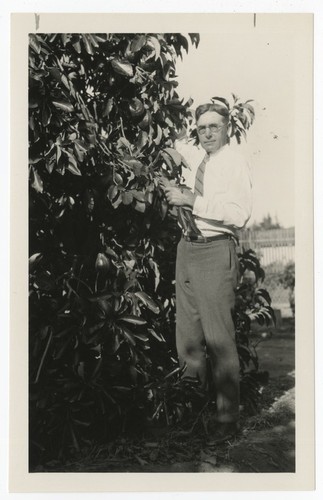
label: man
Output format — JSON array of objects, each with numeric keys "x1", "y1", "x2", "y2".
[{"x1": 161, "y1": 100, "x2": 252, "y2": 442}]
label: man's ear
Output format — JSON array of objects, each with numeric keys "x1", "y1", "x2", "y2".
[{"x1": 226, "y1": 122, "x2": 232, "y2": 137}]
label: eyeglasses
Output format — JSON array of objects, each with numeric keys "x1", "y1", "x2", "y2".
[{"x1": 197, "y1": 124, "x2": 226, "y2": 135}]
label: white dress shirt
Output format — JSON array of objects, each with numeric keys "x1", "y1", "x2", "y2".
[{"x1": 175, "y1": 141, "x2": 253, "y2": 238}]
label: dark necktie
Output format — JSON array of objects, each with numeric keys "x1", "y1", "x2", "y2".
[{"x1": 194, "y1": 153, "x2": 209, "y2": 196}]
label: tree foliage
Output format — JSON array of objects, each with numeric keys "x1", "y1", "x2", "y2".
[
  {"x1": 251, "y1": 214, "x2": 282, "y2": 231},
  {"x1": 29, "y1": 32, "x2": 273, "y2": 465},
  {"x1": 29, "y1": 31, "x2": 202, "y2": 463}
]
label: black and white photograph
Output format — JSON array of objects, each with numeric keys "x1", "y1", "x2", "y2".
[{"x1": 8, "y1": 10, "x2": 315, "y2": 494}]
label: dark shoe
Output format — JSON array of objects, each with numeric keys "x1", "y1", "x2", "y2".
[{"x1": 208, "y1": 421, "x2": 240, "y2": 444}]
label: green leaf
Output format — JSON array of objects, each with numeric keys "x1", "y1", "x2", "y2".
[
  {"x1": 164, "y1": 366, "x2": 181, "y2": 380},
  {"x1": 122, "y1": 191, "x2": 134, "y2": 205},
  {"x1": 178, "y1": 34, "x2": 189, "y2": 53},
  {"x1": 188, "y1": 33, "x2": 200, "y2": 47},
  {"x1": 73, "y1": 418, "x2": 91, "y2": 427},
  {"x1": 111, "y1": 58, "x2": 134, "y2": 78},
  {"x1": 211, "y1": 96, "x2": 229, "y2": 107},
  {"x1": 88, "y1": 34, "x2": 100, "y2": 48},
  {"x1": 61, "y1": 34, "x2": 69, "y2": 47},
  {"x1": 31, "y1": 167, "x2": 43, "y2": 193},
  {"x1": 88, "y1": 293, "x2": 113, "y2": 302},
  {"x1": 103, "y1": 98, "x2": 114, "y2": 118},
  {"x1": 120, "y1": 326, "x2": 136, "y2": 346},
  {"x1": 61, "y1": 74, "x2": 70, "y2": 91},
  {"x1": 147, "y1": 36, "x2": 161, "y2": 60},
  {"x1": 29, "y1": 98, "x2": 39, "y2": 110},
  {"x1": 112, "y1": 386, "x2": 132, "y2": 393},
  {"x1": 133, "y1": 332, "x2": 149, "y2": 342},
  {"x1": 112, "y1": 193, "x2": 122, "y2": 209},
  {"x1": 145, "y1": 191, "x2": 153, "y2": 204},
  {"x1": 135, "y1": 291, "x2": 160, "y2": 314},
  {"x1": 118, "y1": 315, "x2": 147, "y2": 326},
  {"x1": 134, "y1": 200, "x2": 146, "y2": 213},
  {"x1": 105, "y1": 247, "x2": 119, "y2": 259},
  {"x1": 95, "y1": 253, "x2": 110, "y2": 273},
  {"x1": 131, "y1": 190, "x2": 146, "y2": 202},
  {"x1": 154, "y1": 124, "x2": 163, "y2": 146},
  {"x1": 163, "y1": 147, "x2": 183, "y2": 167},
  {"x1": 160, "y1": 199, "x2": 168, "y2": 220},
  {"x1": 255, "y1": 288, "x2": 272, "y2": 305},
  {"x1": 136, "y1": 130, "x2": 149, "y2": 150},
  {"x1": 130, "y1": 35, "x2": 146, "y2": 53},
  {"x1": 66, "y1": 151, "x2": 78, "y2": 167},
  {"x1": 73, "y1": 40, "x2": 82, "y2": 53},
  {"x1": 116, "y1": 137, "x2": 132, "y2": 152},
  {"x1": 90, "y1": 357, "x2": 103, "y2": 380},
  {"x1": 107, "y1": 185, "x2": 119, "y2": 202},
  {"x1": 29, "y1": 34, "x2": 41, "y2": 54},
  {"x1": 67, "y1": 162, "x2": 82, "y2": 176},
  {"x1": 77, "y1": 361, "x2": 85, "y2": 380},
  {"x1": 29, "y1": 253, "x2": 42, "y2": 272},
  {"x1": 82, "y1": 34, "x2": 94, "y2": 55},
  {"x1": 41, "y1": 105, "x2": 51, "y2": 127},
  {"x1": 148, "y1": 259, "x2": 160, "y2": 291},
  {"x1": 148, "y1": 328, "x2": 165, "y2": 342},
  {"x1": 52, "y1": 100, "x2": 74, "y2": 113},
  {"x1": 111, "y1": 331, "x2": 122, "y2": 353},
  {"x1": 34, "y1": 327, "x2": 53, "y2": 383},
  {"x1": 234, "y1": 117, "x2": 245, "y2": 130}
]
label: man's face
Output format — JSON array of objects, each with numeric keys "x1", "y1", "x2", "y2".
[{"x1": 197, "y1": 111, "x2": 228, "y2": 154}]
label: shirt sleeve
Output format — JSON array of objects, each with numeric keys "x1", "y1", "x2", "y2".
[{"x1": 192, "y1": 153, "x2": 252, "y2": 229}]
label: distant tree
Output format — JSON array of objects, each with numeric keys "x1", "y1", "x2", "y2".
[
  {"x1": 279, "y1": 262, "x2": 295, "y2": 316},
  {"x1": 251, "y1": 214, "x2": 282, "y2": 231}
]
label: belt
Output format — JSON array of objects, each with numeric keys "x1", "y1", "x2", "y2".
[{"x1": 182, "y1": 233, "x2": 238, "y2": 244}]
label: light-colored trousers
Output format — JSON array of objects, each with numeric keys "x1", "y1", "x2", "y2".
[{"x1": 175, "y1": 237, "x2": 240, "y2": 423}]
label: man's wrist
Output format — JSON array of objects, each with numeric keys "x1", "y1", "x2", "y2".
[{"x1": 182, "y1": 189, "x2": 196, "y2": 209}]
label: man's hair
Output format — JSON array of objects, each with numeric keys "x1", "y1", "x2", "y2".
[{"x1": 195, "y1": 101, "x2": 230, "y2": 123}]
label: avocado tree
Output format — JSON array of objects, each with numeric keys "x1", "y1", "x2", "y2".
[{"x1": 29, "y1": 32, "x2": 203, "y2": 463}]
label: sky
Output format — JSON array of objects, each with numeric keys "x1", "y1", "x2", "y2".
[{"x1": 175, "y1": 25, "x2": 296, "y2": 228}]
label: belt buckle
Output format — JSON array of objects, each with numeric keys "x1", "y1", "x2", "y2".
[{"x1": 183, "y1": 233, "x2": 201, "y2": 243}]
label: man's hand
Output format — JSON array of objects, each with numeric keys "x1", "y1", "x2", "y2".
[
  {"x1": 158, "y1": 176, "x2": 174, "y2": 190},
  {"x1": 158, "y1": 175, "x2": 196, "y2": 208},
  {"x1": 164, "y1": 186, "x2": 196, "y2": 208}
]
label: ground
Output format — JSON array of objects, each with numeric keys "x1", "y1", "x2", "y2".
[{"x1": 40, "y1": 317, "x2": 295, "y2": 473}]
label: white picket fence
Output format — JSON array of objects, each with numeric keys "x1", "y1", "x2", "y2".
[
  {"x1": 238, "y1": 228, "x2": 295, "y2": 267},
  {"x1": 238, "y1": 228, "x2": 295, "y2": 317}
]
